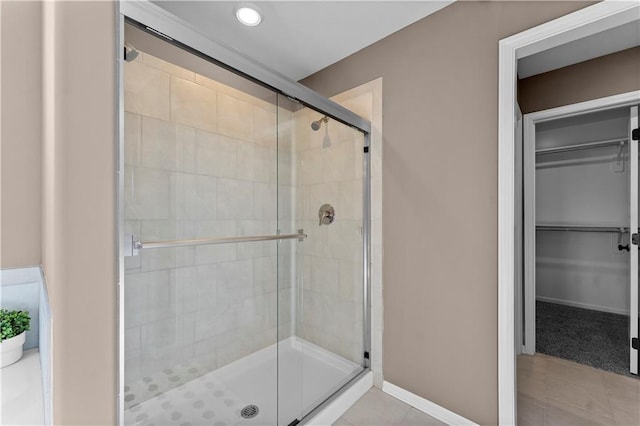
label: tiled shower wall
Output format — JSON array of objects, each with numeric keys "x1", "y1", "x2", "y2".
[
  {"x1": 123, "y1": 51, "x2": 295, "y2": 384},
  {"x1": 294, "y1": 107, "x2": 366, "y2": 365}
]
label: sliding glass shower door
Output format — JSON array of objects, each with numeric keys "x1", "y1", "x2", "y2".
[
  {"x1": 277, "y1": 95, "x2": 368, "y2": 423},
  {"x1": 121, "y1": 20, "x2": 368, "y2": 426},
  {"x1": 122, "y1": 30, "x2": 285, "y2": 424}
]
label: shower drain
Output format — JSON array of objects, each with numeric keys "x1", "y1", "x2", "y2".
[{"x1": 241, "y1": 404, "x2": 259, "y2": 419}]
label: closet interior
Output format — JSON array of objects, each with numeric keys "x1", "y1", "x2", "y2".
[{"x1": 534, "y1": 106, "x2": 638, "y2": 377}]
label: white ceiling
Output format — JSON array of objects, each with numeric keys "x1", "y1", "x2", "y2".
[
  {"x1": 518, "y1": 19, "x2": 640, "y2": 79},
  {"x1": 151, "y1": 1, "x2": 455, "y2": 80}
]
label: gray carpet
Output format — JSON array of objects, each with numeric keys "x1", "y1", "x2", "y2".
[{"x1": 536, "y1": 301, "x2": 639, "y2": 379}]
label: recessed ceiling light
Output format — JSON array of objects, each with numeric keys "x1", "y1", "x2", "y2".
[{"x1": 236, "y1": 7, "x2": 262, "y2": 26}]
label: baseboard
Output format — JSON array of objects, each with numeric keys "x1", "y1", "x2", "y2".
[
  {"x1": 382, "y1": 381, "x2": 479, "y2": 426},
  {"x1": 305, "y1": 371, "x2": 373, "y2": 425},
  {"x1": 536, "y1": 296, "x2": 628, "y2": 316}
]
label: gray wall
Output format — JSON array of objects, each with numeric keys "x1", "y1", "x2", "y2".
[
  {"x1": 41, "y1": 2, "x2": 117, "y2": 424},
  {"x1": 302, "y1": 2, "x2": 594, "y2": 424},
  {"x1": 0, "y1": 0, "x2": 43, "y2": 268},
  {"x1": 519, "y1": 46, "x2": 640, "y2": 114},
  {"x1": 2, "y1": 2, "x2": 117, "y2": 423}
]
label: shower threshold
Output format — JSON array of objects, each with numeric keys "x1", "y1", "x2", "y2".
[{"x1": 124, "y1": 337, "x2": 362, "y2": 426}]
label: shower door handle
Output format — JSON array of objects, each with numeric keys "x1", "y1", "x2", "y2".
[{"x1": 126, "y1": 232, "x2": 307, "y2": 256}]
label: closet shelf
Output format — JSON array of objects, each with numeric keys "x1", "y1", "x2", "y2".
[
  {"x1": 536, "y1": 138, "x2": 627, "y2": 155},
  {"x1": 536, "y1": 224, "x2": 629, "y2": 233}
]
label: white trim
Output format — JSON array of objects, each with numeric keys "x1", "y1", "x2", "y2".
[
  {"x1": 382, "y1": 381, "x2": 479, "y2": 426},
  {"x1": 629, "y1": 105, "x2": 639, "y2": 375},
  {"x1": 498, "y1": 1, "x2": 640, "y2": 424},
  {"x1": 526, "y1": 91, "x2": 640, "y2": 123},
  {"x1": 515, "y1": 104, "x2": 524, "y2": 357},
  {"x1": 536, "y1": 296, "x2": 629, "y2": 316},
  {"x1": 523, "y1": 113, "x2": 536, "y2": 356},
  {"x1": 498, "y1": 30, "x2": 517, "y2": 426},
  {"x1": 305, "y1": 371, "x2": 373, "y2": 426},
  {"x1": 513, "y1": 1, "x2": 639, "y2": 60}
]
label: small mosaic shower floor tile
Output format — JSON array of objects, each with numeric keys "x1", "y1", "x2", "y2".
[{"x1": 124, "y1": 372, "x2": 263, "y2": 426}]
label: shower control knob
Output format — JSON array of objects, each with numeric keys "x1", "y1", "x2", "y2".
[{"x1": 319, "y1": 204, "x2": 335, "y2": 226}]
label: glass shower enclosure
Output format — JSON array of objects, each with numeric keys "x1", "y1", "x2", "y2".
[{"x1": 119, "y1": 7, "x2": 370, "y2": 426}]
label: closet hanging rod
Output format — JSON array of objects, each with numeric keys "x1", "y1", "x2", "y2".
[
  {"x1": 535, "y1": 138, "x2": 628, "y2": 155},
  {"x1": 536, "y1": 225, "x2": 628, "y2": 233}
]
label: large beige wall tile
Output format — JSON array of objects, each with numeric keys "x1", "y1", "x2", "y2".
[
  {"x1": 254, "y1": 183, "x2": 278, "y2": 220},
  {"x1": 124, "y1": 60, "x2": 170, "y2": 120},
  {"x1": 141, "y1": 117, "x2": 196, "y2": 173},
  {"x1": 337, "y1": 180, "x2": 363, "y2": 221},
  {"x1": 236, "y1": 221, "x2": 277, "y2": 259},
  {"x1": 171, "y1": 77, "x2": 217, "y2": 132},
  {"x1": 142, "y1": 51, "x2": 195, "y2": 82},
  {"x1": 254, "y1": 104, "x2": 277, "y2": 148},
  {"x1": 323, "y1": 141, "x2": 357, "y2": 182},
  {"x1": 141, "y1": 116, "x2": 177, "y2": 170},
  {"x1": 218, "y1": 92, "x2": 254, "y2": 141},
  {"x1": 298, "y1": 149, "x2": 324, "y2": 185},
  {"x1": 140, "y1": 247, "x2": 195, "y2": 273},
  {"x1": 171, "y1": 173, "x2": 218, "y2": 221},
  {"x1": 216, "y1": 178, "x2": 254, "y2": 220},
  {"x1": 195, "y1": 130, "x2": 238, "y2": 178},
  {"x1": 253, "y1": 256, "x2": 278, "y2": 296},
  {"x1": 125, "y1": 112, "x2": 142, "y2": 166},
  {"x1": 125, "y1": 167, "x2": 171, "y2": 220},
  {"x1": 237, "y1": 142, "x2": 275, "y2": 183}
]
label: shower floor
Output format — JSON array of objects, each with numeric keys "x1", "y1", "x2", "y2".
[{"x1": 125, "y1": 338, "x2": 362, "y2": 426}]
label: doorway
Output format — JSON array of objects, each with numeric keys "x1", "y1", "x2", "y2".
[
  {"x1": 515, "y1": 94, "x2": 639, "y2": 424},
  {"x1": 497, "y1": 2, "x2": 640, "y2": 423},
  {"x1": 522, "y1": 97, "x2": 639, "y2": 378}
]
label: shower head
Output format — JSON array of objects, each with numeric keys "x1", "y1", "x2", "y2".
[
  {"x1": 124, "y1": 44, "x2": 139, "y2": 62},
  {"x1": 311, "y1": 116, "x2": 329, "y2": 131}
]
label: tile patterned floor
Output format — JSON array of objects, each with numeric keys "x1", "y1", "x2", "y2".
[
  {"x1": 518, "y1": 353, "x2": 640, "y2": 426},
  {"x1": 335, "y1": 388, "x2": 446, "y2": 426}
]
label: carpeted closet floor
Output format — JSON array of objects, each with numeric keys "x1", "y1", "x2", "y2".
[{"x1": 536, "y1": 301, "x2": 638, "y2": 379}]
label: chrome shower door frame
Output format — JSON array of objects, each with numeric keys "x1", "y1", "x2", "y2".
[{"x1": 116, "y1": 1, "x2": 372, "y2": 425}]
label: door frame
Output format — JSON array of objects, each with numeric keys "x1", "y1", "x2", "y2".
[
  {"x1": 497, "y1": 1, "x2": 640, "y2": 423},
  {"x1": 521, "y1": 91, "x2": 640, "y2": 356},
  {"x1": 630, "y1": 105, "x2": 639, "y2": 375}
]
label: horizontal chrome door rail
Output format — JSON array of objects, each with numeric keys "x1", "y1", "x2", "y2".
[
  {"x1": 536, "y1": 225, "x2": 628, "y2": 233},
  {"x1": 133, "y1": 232, "x2": 307, "y2": 251}
]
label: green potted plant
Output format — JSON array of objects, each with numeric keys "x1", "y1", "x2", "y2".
[{"x1": 0, "y1": 309, "x2": 31, "y2": 368}]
